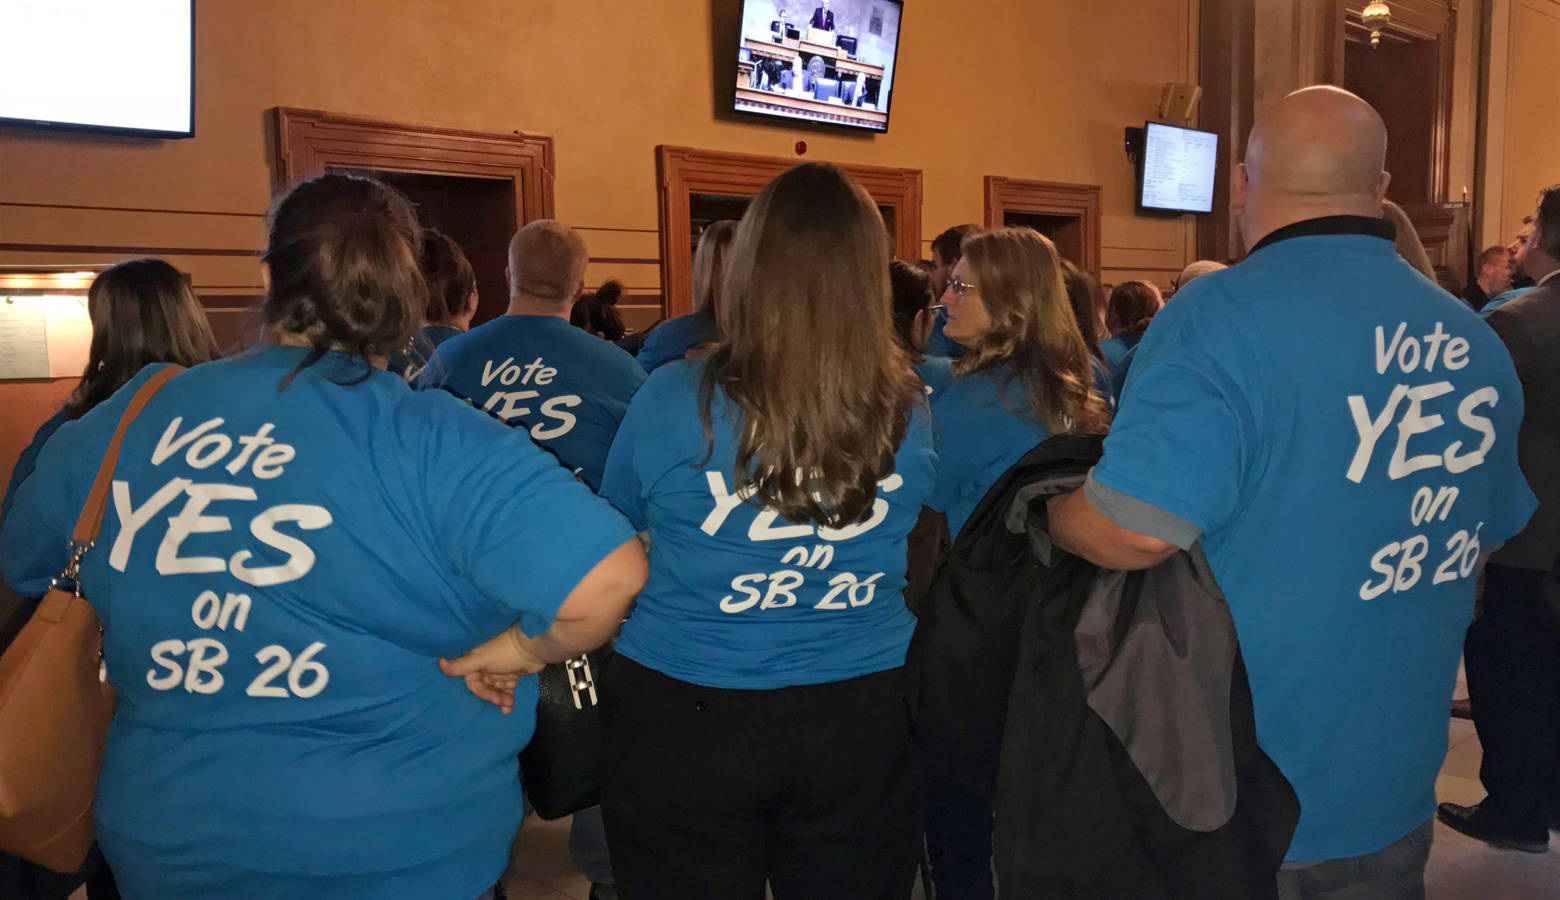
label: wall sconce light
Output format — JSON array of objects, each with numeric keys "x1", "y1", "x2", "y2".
[{"x1": 1361, "y1": 1, "x2": 1392, "y2": 48}]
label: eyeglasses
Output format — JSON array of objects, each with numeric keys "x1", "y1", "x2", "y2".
[{"x1": 947, "y1": 276, "x2": 977, "y2": 297}]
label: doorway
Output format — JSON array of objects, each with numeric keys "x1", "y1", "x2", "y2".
[
  {"x1": 983, "y1": 177, "x2": 1103, "y2": 276},
  {"x1": 333, "y1": 169, "x2": 516, "y2": 325},
  {"x1": 273, "y1": 108, "x2": 556, "y2": 326},
  {"x1": 659, "y1": 146, "x2": 923, "y2": 317}
]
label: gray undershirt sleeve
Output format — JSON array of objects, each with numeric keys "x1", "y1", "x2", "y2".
[{"x1": 1084, "y1": 471, "x2": 1203, "y2": 551}]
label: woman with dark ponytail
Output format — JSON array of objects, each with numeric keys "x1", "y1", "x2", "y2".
[
  {"x1": 1099, "y1": 279, "x2": 1164, "y2": 375},
  {"x1": 571, "y1": 278, "x2": 629, "y2": 341},
  {"x1": 1, "y1": 172, "x2": 647, "y2": 899}
]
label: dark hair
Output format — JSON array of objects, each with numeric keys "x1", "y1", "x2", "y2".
[
  {"x1": 420, "y1": 229, "x2": 476, "y2": 325},
  {"x1": 570, "y1": 280, "x2": 628, "y2": 341},
  {"x1": 71, "y1": 259, "x2": 220, "y2": 417},
  {"x1": 1537, "y1": 184, "x2": 1560, "y2": 259},
  {"x1": 262, "y1": 173, "x2": 424, "y2": 383},
  {"x1": 1106, "y1": 280, "x2": 1165, "y2": 336},
  {"x1": 931, "y1": 223, "x2": 979, "y2": 265},
  {"x1": 705, "y1": 162, "x2": 919, "y2": 527},
  {"x1": 889, "y1": 259, "x2": 933, "y2": 353},
  {"x1": 1059, "y1": 260, "x2": 1106, "y2": 362}
]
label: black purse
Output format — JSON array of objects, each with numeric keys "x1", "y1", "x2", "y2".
[{"x1": 520, "y1": 642, "x2": 612, "y2": 820}]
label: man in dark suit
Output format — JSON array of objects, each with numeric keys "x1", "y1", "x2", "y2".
[
  {"x1": 810, "y1": 0, "x2": 835, "y2": 31},
  {"x1": 1441, "y1": 183, "x2": 1560, "y2": 852}
]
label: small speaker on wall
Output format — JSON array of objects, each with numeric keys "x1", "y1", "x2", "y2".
[{"x1": 1157, "y1": 83, "x2": 1203, "y2": 127}]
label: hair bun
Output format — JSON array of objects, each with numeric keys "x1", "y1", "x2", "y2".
[{"x1": 594, "y1": 279, "x2": 624, "y2": 306}]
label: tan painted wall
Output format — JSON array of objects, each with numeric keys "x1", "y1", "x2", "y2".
[
  {"x1": 0, "y1": 0, "x2": 1200, "y2": 306},
  {"x1": 1480, "y1": 0, "x2": 1560, "y2": 246}
]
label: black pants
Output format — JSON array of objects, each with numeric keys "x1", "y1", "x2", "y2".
[
  {"x1": 924, "y1": 773, "x2": 993, "y2": 900},
  {"x1": 1464, "y1": 563, "x2": 1560, "y2": 835},
  {"x1": 599, "y1": 657, "x2": 922, "y2": 900}
]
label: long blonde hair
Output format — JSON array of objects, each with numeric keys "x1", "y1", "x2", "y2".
[
  {"x1": 955, "y1": 228, "x2": 1111, "y2": 434},
  {"x1": 692, "y1": 220, "x2": 738, "y2": 315},
  {"x1": 701, "y1": 162, "x2": 919, "y2": 527}
]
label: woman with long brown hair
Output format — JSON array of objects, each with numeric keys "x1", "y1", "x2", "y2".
[
  {"x1": 1, "y1": 173, "x2": 645, "y2": 899},
  {"x1": 929, "y1": 226, "x2": 1111, "y2": 539},
  {"x1": 0, "y1": 257, "x2": 218, "y2": 900},
  {"x1": 634, "y1": 219, "x2": 738, "y2": 372},
  {"x1": 589, "y1": 162, "x2": 935, "y2": 898},
  {"x1": 922, "y1": 226, "x2": 1110, "y2": 900}
]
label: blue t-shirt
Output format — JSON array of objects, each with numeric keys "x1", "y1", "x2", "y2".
[
  {"x1": 635, "y1": 312, "x2": 717, "y2": 373},
  {"x1": 1478, "y1": 285, "x2": 1535, "y2": 318},
  {"x1": 0, "y1": 348, "x2": 636, "y2": 900},
  {"x1": 928, "y1": 362, "x2": 1054, "y2": 539},
  {"x1": 915, "y1": 355, "x2": 955, "y2": 401},
  {"x1": 599, "y1": 360, "x2": 937, "y2": 689},
  {"x1": 1090, "y1": 228, "x2": 1535, "y2": 862},
  {"x1": 423, "y1": 315, "x2": 646, "y2": 490},
  {"x1": 1100, "y1": 332, "x2": 1142, "y2": 375},
  {"x1": 923, "y1": 308, "x2": 967, "y2": 359}
]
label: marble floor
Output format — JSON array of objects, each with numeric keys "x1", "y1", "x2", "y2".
[{"x1": 502, "y1": 717, "x2": 1560, "y2": 899}]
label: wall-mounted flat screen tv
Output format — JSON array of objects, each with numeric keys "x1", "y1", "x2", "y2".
[
  {"x1": 0, "y1": 0, "x2": 194, "y2": 138},
  {"x1": 732, "y1": 0, "x2": 903, "y2": 134},
  {"x1": 1138, "y1": 122, "x2": 1219, "y2": 214}
]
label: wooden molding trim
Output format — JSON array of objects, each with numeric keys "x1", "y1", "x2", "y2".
[
  {"x1": 655, "y1": 145, "x2": 923, "y2": 317},
  {"x1": 982, "y1": 176, "x2": 1105, "y2": 277},
  {"x1": 272, "y1": 108, "x2": 556, "y2": 223}
]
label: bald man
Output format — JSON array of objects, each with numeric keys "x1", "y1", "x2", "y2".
[
  {"x1": 1049, "y1": 87, "x2": 1535, "y2": 896},
  {"x1": 420, "y1": 219, "x2": 646, "y2": 491}
]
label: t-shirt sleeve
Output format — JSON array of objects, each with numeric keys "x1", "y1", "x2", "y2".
[
  {"x1": 599, "y1": 384, "x2": 655, "y2": 532},
  {"x1": 1090, "y1": 313, "x2": 1256, "y2": 547},
  {"x1": 418, "y1": 397, "x2": 637, "y2": 637}
]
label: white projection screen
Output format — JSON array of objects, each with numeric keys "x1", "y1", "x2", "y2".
[{"x1": 0, "y1": 0, "x2": 194, "y2": 137}]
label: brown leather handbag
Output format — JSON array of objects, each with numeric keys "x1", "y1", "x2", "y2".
[{"x1": 0, "y1": 365, "x2": 181, "y2": 872}]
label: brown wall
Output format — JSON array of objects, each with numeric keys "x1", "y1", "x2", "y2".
[
  {"x1": 1480, "y1": 0, "x2": 1560, "y2": 246},
  {"x1": 0, "y1": 0, "x2": 1202, "y2": 487}
]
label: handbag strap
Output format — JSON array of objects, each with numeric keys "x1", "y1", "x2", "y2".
[{"x1": 58, "y1": 366, "x2": 184, "y2": 584}]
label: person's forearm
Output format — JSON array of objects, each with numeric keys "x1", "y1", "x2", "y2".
[
  {"x1": 523, "y1": 614, "x2": 623, "y2": 663},
  {"x1": 1048, "y1": 488, "x2": 1177, "y2": 571}
]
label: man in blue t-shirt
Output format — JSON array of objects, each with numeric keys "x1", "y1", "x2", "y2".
[
  {"x1": 1048, "y1": 87, "x2": 1535, "y2": 896},
  {"x1": 418, "y1": 220, "x2": 642, "y2": 897},
  {"x1": 422, "y1": 220, "x2": 646, "y2": 491}
]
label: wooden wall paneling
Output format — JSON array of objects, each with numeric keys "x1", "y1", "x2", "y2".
[
  {"x1": 982, "y1": 177, "x2": 1104, "y2": 278},
  {"x1": 1404, "y1": 201, "x2": 1472, "y2": 285},
  {"x1": 656, "y1": 145, "x2": 922, "y2": 317}
]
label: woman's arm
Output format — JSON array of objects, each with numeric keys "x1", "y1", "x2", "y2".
[{"x1": 441, "y1": 537, "x2": 647, "y2": 711}]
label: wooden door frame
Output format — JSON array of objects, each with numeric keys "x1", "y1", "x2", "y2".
[
  {"x1": 272, "y1": 108, "x2": 556, "y2": 223},
  {"x1": 1342, "y1": 2, "x2": 1459, "y2": 203},
  {"x1": 983, "y1": 176, "x2": 1104, "y2": 277},
  {"x1": 656, "y1": 145, "x2": 923, "y2": 317}
]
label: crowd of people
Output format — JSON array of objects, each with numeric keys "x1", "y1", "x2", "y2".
[{"x1": 0, "y1": 84, "x2": 1555, "y2": 900}]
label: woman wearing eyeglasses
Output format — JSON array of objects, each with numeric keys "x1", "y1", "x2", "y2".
[
  {"x1": 922, "y1": 226, "x2": 1112, "y2": 899},
  {"x1": 926, "y1": 227, "x2": 1111, "y2": 540}
]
